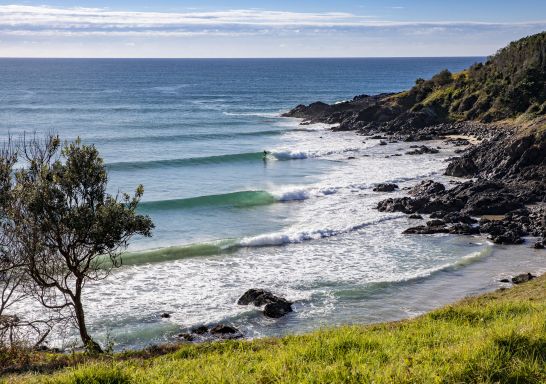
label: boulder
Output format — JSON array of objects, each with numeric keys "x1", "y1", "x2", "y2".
[
  {"x1": 534, "y1": 241, "x2": 545, "y2": 249},
  {"x1": 490, "y1": 230, "x2": 523, "y2": 245},
  {"x1": 511, "y1": 273, "x2": 536, "y2": 284},
  {"x1": 238, "y1": 289, "x2": 294, "y2": 318},
  {"x1": 377, "y1": 197, "x2": 428, "y2": 214},
  {"x1": 463, "y1": 193, "x2": 525, "y2": 216},
  {"x1": 264, "y1": 302, "x2": 293, "y2": 318},
  {"x1": 210, "y1": 324, "x2": 243, "y2": 339},
  {"x1": 409, "y1": 180, "x2": 445, "y2": 198},
  {"x1": 442, "y1": 212, "x2": 477, "y2": 224},
  {"x1": 238, "y1": 289, "x2": 283, "y2": 306},
  {"x1": 403, "y1": 225, "x2": 449, "y2": 234},
  {"x1": 445, "y1": 138, "x2": 471, "y2": 146},
  {"x1": 160, "y1": 313, "x2": 171, "y2": 319},
  {"x1": 427, "y1": 219, "x2": 445, "y2": 227},
  {"x1": 405, "y1": 145, "x2": 439, "y2": 155},
  {"x1": 373, "y1": 183, "x2": 399, "y2": 192},
  {"x1": 190, "y1": 325, "x2": 208, "y2": 335},
  {"x1": 448, "y1": 223, "x2": 480, "y2": 235},
  {"x1": 210, "y1": 324, "x2": 239, "y2": 335},
  {"x1": 408, "y1": 214, "x2": 423, "y2": 219},
  {"x1": 445, "y1": 157, "x2": 478, "y2": 177},
  {"x1": 178, "y1": 333, "x2": 195, "y2": 341}
]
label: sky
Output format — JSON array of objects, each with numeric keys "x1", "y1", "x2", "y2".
[{"x1": 0, "y1": 1, "x2": 545, "y2": 58}]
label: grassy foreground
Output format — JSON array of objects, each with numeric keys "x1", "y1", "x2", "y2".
[{"x1": 5, "y1": 275, "x2": 546, "y2": 384}]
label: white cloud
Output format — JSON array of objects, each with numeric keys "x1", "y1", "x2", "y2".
[
  {"x1": 0, "y1": 4, "x2": 544, "y2": 38},
  {"x1": 0, "y1": 5, "x2": 545, "y2": 57}
]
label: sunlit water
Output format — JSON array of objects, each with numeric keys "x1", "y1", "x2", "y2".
[{"x1": 1, "y1": 58, "x2": 544, "y2": 350}]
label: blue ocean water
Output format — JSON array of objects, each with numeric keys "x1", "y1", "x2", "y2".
[
  {"x1": 5, "y1": 57, "x2": 544, "y2": 350},
  {"x1": 0, "y1": 57, "x2": 480, "y2": 247}
]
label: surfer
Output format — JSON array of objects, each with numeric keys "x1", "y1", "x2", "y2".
[{"x1": 263, "y1": 150, "x2": 269, "y2": 161}]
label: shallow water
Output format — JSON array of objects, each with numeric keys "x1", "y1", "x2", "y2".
[{"x1": 1, "y1": 58, "x2": 545, "y2": 350}]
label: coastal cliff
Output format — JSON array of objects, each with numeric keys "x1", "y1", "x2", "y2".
[{"x1": 284, "y1": 32, "x2": 546, "y2": 246}]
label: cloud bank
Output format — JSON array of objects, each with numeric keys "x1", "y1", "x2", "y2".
[{"x1": 0, "y1": 5, "x2": 545, "y2": 57}]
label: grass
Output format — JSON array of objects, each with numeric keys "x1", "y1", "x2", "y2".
[{"x1": 4, "y1": 275, "x2": 546, "y2": 383}]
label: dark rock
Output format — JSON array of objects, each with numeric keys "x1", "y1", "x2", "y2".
[
  {"x1": 209, "y1": 324, "x2": 243, "y2": 339},
  {"x1": 408, "y1": 214, "x2": 423, "y2": 219},
  {"x1": 445, "y1": 138, "x2": 471, "y2": 146},
  {"x1": 449, "y1": 223, "x2": 480, "y2": 235},
  {"x1": 178, "y1": 333, "x2": 195, "y2": 341},
  {"x1": 511, "y1": 273, "x2": 536, "y2": 284},
  {"x1": 499, "y1": 278, "x2": 510, "y2": 283},
  {"x1": 160, "y1": 313, "x2": 171, "y2": 319},
  {"x1": 463, "y1": 193, "x2": 525, "y2": 215},
  {"x1": 403, "y1": 225, "x2": 449, "y2": 234},
  {"x1": 377, "y1": 197, "x2": 428, "y2": 214},
  {"x1": 427, "y1": 219, "x2": 445, "y2": 227},
  {"x1": 442, "y1": 212, "x2": 478, "y2": 224},
  {"x1": 409, "y1": 180, "x2": 445, "y2": 198},
  {"x1": 264, "y1": 301, "x2": 293, "y2": 318},
  {"x1": 347, "y1": 156, "x2": 356, "y2": 160},
  {"x1": 238, "y1": 289, "x2": 293, "y2": 318},
  {"x1": 490, "y1": 230, "x2": 523, "y2": 245},
  {"x1": 534, "y1": 241, "x2": 545, "y2": 249},
  {"x1": 191, "y1": 325, "x2": 208, "y2": 335},
  {"x1": 373, "y1": 183, "x2": 399, "y2": 192},
  {"x1": 405, "y1": 145, "x2": 440, "y2": 155},
  {"x1": 210, "y1": 324, "x2": 240, "y2": 335},
  {"x1": 379, "y1": 140, "x2": 388, "y2": 146},
  {"x1": 445, "y1": 157, "x2": 478, "y2": 177},
  {"x1": 238, "y1": 289, "x2": 288, "y2": 307}
]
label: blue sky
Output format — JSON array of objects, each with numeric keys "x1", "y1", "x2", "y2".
[{"x1": 1, "y1": 1, "x2": 545, "y2": 57}]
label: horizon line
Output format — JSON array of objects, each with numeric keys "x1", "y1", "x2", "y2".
[{"x1": 0, "y1": 55, "x2": 487, "y2": 60}]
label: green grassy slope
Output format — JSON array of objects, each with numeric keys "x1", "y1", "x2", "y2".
[
  {"x1": 6, "y1": 275, "x2": 546, "y2": 383},
  {"x1": 393, "y1": 31, "x2": 546, "y2": 123}
]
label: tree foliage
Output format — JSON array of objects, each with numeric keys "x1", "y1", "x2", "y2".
[
  {"x1": 396, "y1": 31, "x2": 546, "y2": 122},
  {"x1": 4, "y1": 135, "x2": 154, "y2": 352}
]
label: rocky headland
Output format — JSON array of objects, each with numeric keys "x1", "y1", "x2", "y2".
[{"x1": 284, "y1": 32, "x2": 546, "y2": 246}]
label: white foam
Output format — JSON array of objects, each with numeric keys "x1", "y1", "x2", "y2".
[
  {"x1": 150, "y1": 84, "x2": 191, "y2": 93},
  {"x1": 275, "y1": 189, "x2": 311, "y2": 201},
  {"x1": 270, "y1": 147, "x2": 360, "y2": 161},
  {"x1": 223, "y1": 111, "x2": 281, "y2": 118},
  {"x1": 238, "y1": 215, "x2": 405, "y2": 248},
  {"x1": 271, "y1": 150, "x2": 309, "y2": 160},
  {"x1": 272, "y1": 186, "x2": 340, "y2": 202}
]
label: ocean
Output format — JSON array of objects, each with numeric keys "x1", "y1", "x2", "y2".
[{"x1": 1, "y1": 57, "x2": 545, "y2": 350}]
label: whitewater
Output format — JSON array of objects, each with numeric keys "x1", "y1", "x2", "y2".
[{"x1": 1, "y1": 58, "x2": 545, "y2": 350}]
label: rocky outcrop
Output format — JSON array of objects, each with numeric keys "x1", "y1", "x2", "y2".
[
  {"x1": 445, "y1": 157, "x2": 478, "y2": 177},
  {"x1": 179, "y1": 324, "x2": 243, "y2": 342},
  {"x1": 237, "y1": 289, "x2": 282, "y2": 306},
  {"x1": 283, "y1": 33, "x2": 546, "y2": 247},
  {"x1": 409, "y1": 180, "x2": 445, "y2": 198},
  {"x1": 377, "y1": 176, "x2": 545, "y2": 244},
  {"x1": 264, "y1": 302, "x2": 293, "y2": 318},
  {"x1": 512, "y1": 273, "x2": 536, "y2": 284},
  {"x1": 238, "y1": 289, "x2": 293, "y2": 318},
  {"x1": 406, "y1": 145, "x2": 439, "y2": 155},
  {"x1": 210, "y1": 324, "x2": 241, "y2": 337},
  {"x1": 373, "y1": 183, "x2": 399, "y2": 192}
]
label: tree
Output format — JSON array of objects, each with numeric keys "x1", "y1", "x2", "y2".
[
  {"x1": 9, "y1": 135, "x2": 154, "y2": 352},
  {"x1": 0, "y1": 139, "x2": 55, "y2": 350},
  {"x1": 0, "y1": 140, "x2": 24, "y2": 345}
]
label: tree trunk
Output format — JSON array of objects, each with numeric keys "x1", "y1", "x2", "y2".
[{"x1": 74, "y1": 286, "x2": 102, "y2": 353}]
